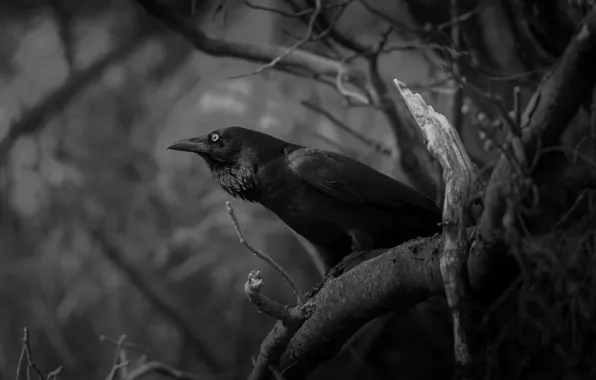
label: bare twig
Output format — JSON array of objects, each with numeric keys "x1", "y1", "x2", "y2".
[
  {"x1": 366, "y1": 31, "x2": 438, "y2": 196},
  {"x1": 100, "y1": 335, "x2": 153, "y2": 359},
  {"x1": 235, "y1": 0, "x2": 324, "y2": 77},
  {"x1": 104, "y1": 335, "x2": 128, "y2": 380},
  {"x1": 133, "y1": 0, "x2": 368, "y2": 104},
  {"x1": 46, "y1": 366, "x2": 63, "y2": 380},
  {"x1": 15, "y1": 327, "x2": 45, "y2": 380},
  {"x1": 226, "y1": 202, "x2": 303, "y2": 304},
  {"x1": 105, "y1": 362, "x2": 130, "y2": 380},
  {"x1": 395, "y1": 79, "x2": 477, "y2": 367},
  {"x1": 244, "y1": 0, "x2": 352, "y2": 18},
  {"x1": 301, "y1": 100, "x2": 391, "y2": 155},
  {"x1": 90, "y1": 227, "x2": 223, "y2": 372}
]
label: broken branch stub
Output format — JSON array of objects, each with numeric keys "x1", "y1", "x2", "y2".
[{"x1": 394, "y1": 79, "x2": 477, "y2": 367}]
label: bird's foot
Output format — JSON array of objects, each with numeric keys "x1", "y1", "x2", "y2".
[
  {"x1": 327, "y1": 249, "x2": 371, "y2": 278},
  {"x1": 307, "y1": 249, "x2": 374, "y2": 298}
]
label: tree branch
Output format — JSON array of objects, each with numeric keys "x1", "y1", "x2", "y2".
[
  {"x1": 0, "y1": 27, "x2": 150, "y2": 163},
  {"x1": 276, "y1": 237, "x2": 445, "y2": 379},
  {"x1": 89, "y1": 227, "x2": 224, "y2": 373},
  {"x1": 132, "y1": 0, "x2": 368, "y2": 103},
  {"x1": 473, "y1": 9, "x2": 596, "y2": 293},
  {"x1": 226, "y1": 202, "x2": 304, "y2": 304}
]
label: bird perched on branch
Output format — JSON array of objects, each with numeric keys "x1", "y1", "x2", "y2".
[{"x1": 168, "y1": 126, "x2": 442, "y2": 271}]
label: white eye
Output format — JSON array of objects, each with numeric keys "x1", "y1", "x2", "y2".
[{"x1": 210, "y1": 133, "x2": 220, "y2": 142}]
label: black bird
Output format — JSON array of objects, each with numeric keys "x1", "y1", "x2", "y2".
[{"x1": 168, "y1": 126, "x2": 442, "y2": 270}]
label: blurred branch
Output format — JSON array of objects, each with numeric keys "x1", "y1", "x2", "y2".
[
  {"x1": 366, "y1": 32, "x2": 439, "y2": 196},
  {"x1": 124, "y1": 361, "x2": 201, "y2": 380},
  {"x1": 449, "y1": 0, "x2": 464, "y2": 133},
  {"x1": 132, "y1": 0, "x2": 369, "y2": 103},
  {"x1": 100, "y1": 335, "x2": 153, "y2": 359},
  {"x1": 478, "y1": 8, "x2": 596, "y2": 244},
  {"x1": 48, "y1": 0, "x2": 76, "y2": 70},
  {"x1": 16, "y1": 327, "x2": 45, "y2": 380},
  {"x1": 89, "y1": 227, "x2": 224, "y2": 373},
  {"x1": 0, "y1": 27, "x2": 150, "y2": 164},
  {"x1": 471, "y1": 7, "x2": 596, "y2": 311},
  {"x1": 244, "y1": 0, "x2": 352, "y2": 18},
  {"x1": 104, "y1": 335, "x2": 128, "y2": 380},
  {"x1": 15, "y1": 327, "x2": 62, "y2": 380},
  {"x1": 231, "y1": 0, "x2": 330, "y2": 79},
  {"x1": 396, "y1": 79, "x2": 477, "y2": 368},
  {"x1": 301, "y1": 100, "x2": 391, "y2": 155},
  {"x1": 226, "y1": 201, "x2": 303, "y2": 304},
  {"x1": 297, "y1": 0, "x2": 370, "y2": 54}
]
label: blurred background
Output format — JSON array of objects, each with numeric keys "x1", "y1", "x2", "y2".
[{"x1": 0, "y1": 0, "x2": 590, "y2": 379}]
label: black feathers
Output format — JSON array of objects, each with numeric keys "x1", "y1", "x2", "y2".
[{"x1": 168, "y1": 126, "x2": 442, "y2": 270}]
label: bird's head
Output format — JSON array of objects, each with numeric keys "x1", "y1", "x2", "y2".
[{"x1": 167, "y1": 126, "x2": 292, "y2": 201}]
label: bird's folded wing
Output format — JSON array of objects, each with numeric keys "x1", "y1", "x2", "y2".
[{"x1": 287, "y1": 148, "x2": 440, "y2": 213}]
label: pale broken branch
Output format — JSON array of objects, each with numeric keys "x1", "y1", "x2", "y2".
[
  {"x1": 395, "y1": 79, "x2": 477, "y2": 367},
  {"x1": 226, "y1": 201, "x2": 303, "y2": 304},
  {"x1": 246, "y1": 272, "x2": 316, "y2": 380}
]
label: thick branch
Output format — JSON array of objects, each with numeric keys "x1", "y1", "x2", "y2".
[{"x1": 277, "y1": 237, "x2": 444, "y2": 379}]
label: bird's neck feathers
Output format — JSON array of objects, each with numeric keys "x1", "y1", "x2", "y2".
[{"x1": 209, "y1": 159, "x2": 261, "y2": 202}]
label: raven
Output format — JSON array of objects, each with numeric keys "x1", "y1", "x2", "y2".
[{"x1": 168, "y1": 126, "x2": 441, "y2": 270}]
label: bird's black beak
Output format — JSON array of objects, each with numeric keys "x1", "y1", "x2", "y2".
[{"x1": 167, "y1": 137, "x2": 209, "y2": 154}]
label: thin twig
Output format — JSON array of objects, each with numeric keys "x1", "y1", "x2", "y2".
[
  {"x1": 15, "y1": 327, "x2": 45, "y2": 380},
  {"x1": 301, "y1": 101, "x2": 391, "y2": 155},
  {"x1": 124, "y1": 361, "x2": 201, "y2": 380},
  {"x1": 232, "y1": 0, "x2": 323, "y2": 78},
  {"x1": 100, "y1": 335, "x2": 152, "y2": 359},
  {"x1": 105, "y1": 335, "x2": 128, "y2": 380},
  {"x1": 46, "y1": 366, "x2": 63, "y2": 380},
  {"x1": 226, "y1": 202, "x2": 303, "y2": 304},
  {"x1": 244, "y1": 0, "x2": 351, "y2": 18}
]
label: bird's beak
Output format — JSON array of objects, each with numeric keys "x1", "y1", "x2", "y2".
[{"x1": 167, "y1": 137, "x2": 209, "y2": 154}]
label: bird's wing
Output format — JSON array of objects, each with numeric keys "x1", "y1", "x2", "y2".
[{"x1": 287, "y1": 148, "x2": 440, "y2": 212}]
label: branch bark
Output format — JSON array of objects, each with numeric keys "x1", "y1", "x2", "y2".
[
  {"x1": 253, "y1": 10, "x2": 596, "y2": 376},
  {"x1": 395, "y1": 80, "x2": 477, "y2": 368},
  {"x1": 275, "y1": 237, "x2": 445, "y2": 379}
]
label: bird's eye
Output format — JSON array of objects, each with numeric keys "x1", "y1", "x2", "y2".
[{"x1": 210, "y1": 133, "x2": 220, "y2": 142}]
